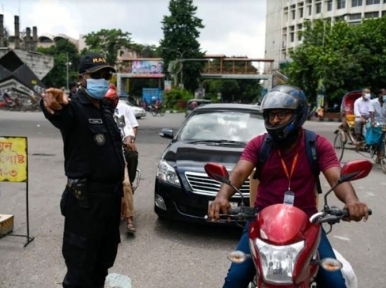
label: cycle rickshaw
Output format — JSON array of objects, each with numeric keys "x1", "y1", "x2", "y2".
[{"x1": 333, "y1": 90, "x2": 386, "y2": 173}]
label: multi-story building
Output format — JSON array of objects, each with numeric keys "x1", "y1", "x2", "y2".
[{"x1": 265, "y1": 0, "x2": 386, "y2": 70}]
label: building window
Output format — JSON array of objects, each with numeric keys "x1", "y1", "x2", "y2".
[
  {"x1": 366, "y1": 0, "x2": 380, "y2": 4},
  {"x1": 292, "y1": 9, "x2": 296, "y2": 19},
  {"x1": 308, "y1": 5, "x2": 312, "y2": 15},
  {"x1": 337, "y1": 0, "x2": 346, "y2": 9},
  {"x1": 290, "y1": 32, "x2": 295, "y2": 42},
  {"x1": 316, "y1": 3, "x2": 322, "y2": 13},
  {"x1": 352, "y1": 0, "x2": 363, "y2": 6},
  {"x1": 364, "y1": 11, "x2": 379, "y2": 18},
  {"x1": 299, "y1": 7, "x2": 304, "y2": 18},
  {"x1": 327, "y1": 1, "x2": 333, "y2": 10},
  {"x1": 284, "y1": 12, "x2": 289, "y2": 22},
  {"x1": 349, "y1": 13, "x2": 362, "y2": 20}
]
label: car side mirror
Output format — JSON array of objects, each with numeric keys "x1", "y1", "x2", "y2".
[{"x1": 159, "y1": 128, "x2": 174, "y2": 139}]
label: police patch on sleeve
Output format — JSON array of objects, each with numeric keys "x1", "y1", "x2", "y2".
[{"x1": 94, "y1": 133, "x2": 106, "y2": 146}]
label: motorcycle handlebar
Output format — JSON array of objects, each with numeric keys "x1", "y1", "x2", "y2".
[
  {"x1": 317, "y1": 207, "x2": 372, "y2": 224},
  {"x1": 204, "y1": 206, "x2": 257, "y2": 222}
]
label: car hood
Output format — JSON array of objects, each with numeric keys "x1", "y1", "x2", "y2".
[{"x1": 163, "y1": 141, "x2": 243, "y2": 172}]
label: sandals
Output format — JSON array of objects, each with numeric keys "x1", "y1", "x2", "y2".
[{"x1": 127, "y1": 222, "x2": 136, "y2": 233}]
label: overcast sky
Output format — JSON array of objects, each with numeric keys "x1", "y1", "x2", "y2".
[{"x1": 0, "y1": 0, "x2": 266, "y2": 58}]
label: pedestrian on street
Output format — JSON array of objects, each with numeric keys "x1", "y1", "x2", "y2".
[
  {"x1": 40, "y1": 52, "x2": 125, "y2": 288},
  {"x1": 104, "y1": 85, "x2": 137, "y2": 233}
]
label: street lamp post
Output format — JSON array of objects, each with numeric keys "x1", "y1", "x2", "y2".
[{"x1": 65, "y1": 52, "x2": 72, "y2": 91}]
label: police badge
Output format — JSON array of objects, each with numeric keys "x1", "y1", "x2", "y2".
[{"x1": 94, "y1": 133, "x2": 106, "y2": 146}]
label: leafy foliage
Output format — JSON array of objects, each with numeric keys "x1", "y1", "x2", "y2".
[
  {"x1": 37, "y1": 39, "x2": 80, "y2": 88},
  {"x1": 83, "y1": 29, "x2": 132, "y2": 66},
  {"x1": 160, "y1": 0, "x2": 205, "y2": 92},
  {"x1": 285, "y1": 17, "x2": 386, "y2": 104}
]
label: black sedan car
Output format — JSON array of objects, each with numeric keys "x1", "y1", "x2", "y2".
[{"x1": 154, "y1": 103, "x2": 266, "y2": 224}]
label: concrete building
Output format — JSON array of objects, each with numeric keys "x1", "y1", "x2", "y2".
[
  {"x1": 0, "y1": 15, "x2": 54, "y2": 96},
  {"x1": 265, "y1": 0, "x2": 386, "y2": 70}
]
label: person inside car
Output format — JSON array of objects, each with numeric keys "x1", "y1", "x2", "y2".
[{"x1": 208, "y1": 85, "x2": 370, "y2": 288}]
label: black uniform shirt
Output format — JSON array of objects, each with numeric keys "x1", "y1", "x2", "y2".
[{"x1": 40, "y1": 89, "x2": 124, "y2": 183}]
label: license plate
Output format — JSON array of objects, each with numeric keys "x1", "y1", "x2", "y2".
[{"x1": 208, "y1": 201, "x2": 238, "y2": 209}]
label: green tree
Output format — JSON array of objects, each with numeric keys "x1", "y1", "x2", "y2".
[
  {"x1": 38, "y1": 39, "x2": 80, "y2": 88},
  {"x1": 83, "y1": 29, "x2": 132, "y2": 66},
  {"x1": 160, "y1": 0, "x2": 205, "y2": 92},
  {"x1": 285, "y1": 17, "x2": 386, "y2": 104}
]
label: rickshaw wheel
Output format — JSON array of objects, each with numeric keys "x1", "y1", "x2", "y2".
[{"x1": 334, "y1": 131, "x2": 345, "y2": 162}]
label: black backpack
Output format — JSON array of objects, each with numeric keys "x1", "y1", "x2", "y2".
[{"x1": 253, "y1": 129, "x2": 322, "y2": 194}]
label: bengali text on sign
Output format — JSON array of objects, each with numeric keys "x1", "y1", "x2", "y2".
[{"x1": 0, "y1": 136, "x2": 27, "y2": 182}]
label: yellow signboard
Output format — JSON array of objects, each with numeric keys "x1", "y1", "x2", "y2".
[{"x1": 0, "y1": 136, "x2": 27, "y2": 182}]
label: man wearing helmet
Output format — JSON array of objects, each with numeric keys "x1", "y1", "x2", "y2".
[
  {"x1": 208, "y1": 85, "x2": 370, "y2": 288},
  {"x1": 104, "y1": 84, "x2": 137, "y2": 233}
]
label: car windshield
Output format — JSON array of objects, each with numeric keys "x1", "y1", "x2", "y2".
[{"x1": 179, "y1": 110, "x2": 265, "y2": 143}]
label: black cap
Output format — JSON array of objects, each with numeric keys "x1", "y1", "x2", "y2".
[{"x1": 78, "y1": 52, "x2": 116, "y2": 74}]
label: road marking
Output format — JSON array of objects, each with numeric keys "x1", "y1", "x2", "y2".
[
  {"x1": 106, "y1": 273, "x2": 132, "y2": 288},
  {"x1": 333, "y1": 235, "x2": 350, "y2": 242},
  {"x1": 365, "y1": 192, "x2": 376, "y2": 197}
]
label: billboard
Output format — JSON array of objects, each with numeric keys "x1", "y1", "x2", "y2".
[{"x1": 130, "y1": 60, "x2": 164, "y2": 78}]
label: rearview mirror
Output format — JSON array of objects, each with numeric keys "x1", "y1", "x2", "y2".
[
  {"x1": 340, "y1": 159, "x2": 372, "y2": 183},
  {"x1": 204, "y1": 162, "x2": 230, "y2": 184},
  {"x1": 159, "y1": 128, "x2": 174, "y2": 139}
]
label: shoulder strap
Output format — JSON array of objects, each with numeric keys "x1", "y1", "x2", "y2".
[
  {"x1": 304, "y1": 129, "x2": 322, "y2": 194},
  {"x1": 253, "y1": 133, "x2": 272, "y2": 180}
]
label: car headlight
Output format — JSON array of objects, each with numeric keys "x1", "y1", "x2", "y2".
[
  {"x1": 157, "y1": 160, "x2": 180, "y2": 187},
  {"x1": 255, "y1": 238, "x2": 304, "y2": 284}
]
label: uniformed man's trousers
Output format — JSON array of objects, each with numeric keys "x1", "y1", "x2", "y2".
[{"x1": 60, "y1": 182, "x2": 121, "y2": 288}]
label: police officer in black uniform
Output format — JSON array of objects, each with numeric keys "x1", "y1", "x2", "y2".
[{"x1": 40, "y1": 53, "x2": 125, "y2": 288}]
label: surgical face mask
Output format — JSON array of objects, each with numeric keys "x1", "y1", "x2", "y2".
[
  {"x1": 383, "y1": 96, "x2": 386, "y2": 102},
  {"x1": 85, "y1": 78, "x2": 109, "y2": 100},
  {"x1": 364, "y1": 93, "x2": 371, "y2": 100}
]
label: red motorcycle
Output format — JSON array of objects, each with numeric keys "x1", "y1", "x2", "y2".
[{"x1": 204, "y1": 159, "x2": 372, "y2": 288}]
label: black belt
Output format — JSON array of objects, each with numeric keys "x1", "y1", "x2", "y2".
[{"x1": 67, "y1": 179, "x2": 121, "y2": 194}]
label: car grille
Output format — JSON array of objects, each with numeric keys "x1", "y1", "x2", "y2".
[{"x1": 184, "y1": 171, "x2": 250, "y2": 197}]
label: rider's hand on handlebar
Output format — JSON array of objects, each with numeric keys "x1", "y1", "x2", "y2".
[
  {"x1": 208, "y1": 196, "x2": 230, "y2": 221},
  {"x1": 344, "y1": 201, "x2": 370, "y2": 222}
]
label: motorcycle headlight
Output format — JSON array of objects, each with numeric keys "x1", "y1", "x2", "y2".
[
  {"x1": 157, "y1": 160, "x2": 180, "y2": 187},
  {"x1": 255, "y1": 238, "x2": 304, "y2": 284}
]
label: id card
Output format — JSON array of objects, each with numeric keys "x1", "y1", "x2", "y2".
[{"x1": 283, "y1": 191, "x2": 295, "y2": 206}]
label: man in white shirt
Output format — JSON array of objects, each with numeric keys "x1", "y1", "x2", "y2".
[
  {"x1": 115, "y1": 99, "x2": 140, "y2": 192},
  {"x1": 370, "y1": 89, "x2": 385, "y2": 125},
  {"x1": 369, "y1": 89, "x2": 386, "y2": 162},
  {"x1": 105, "y1": 87, "x2": 137, "y2": 233},
  {"x1": 354, "y1": 88, "x2": 372, "y2": 140}
]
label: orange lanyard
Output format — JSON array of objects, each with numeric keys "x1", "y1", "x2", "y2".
[{"x1": 277, "y1": 151, "x2": 299, "y2": 191}]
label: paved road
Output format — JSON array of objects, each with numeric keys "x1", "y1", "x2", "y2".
[{"x1": 0, "y1": 110, "x2": 384, "y2": 288}]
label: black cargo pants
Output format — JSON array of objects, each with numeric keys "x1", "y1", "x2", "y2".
[{"x1": 60, "y1": 182, "x2": 122, "y2": 288}]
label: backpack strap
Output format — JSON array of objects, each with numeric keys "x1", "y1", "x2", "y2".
[
  {"x1": 253, "y1": 133, "x2": 272, "y2": 180},
  {"x1": 304, "y1": 129, "x2": 322, "y2": 194}
]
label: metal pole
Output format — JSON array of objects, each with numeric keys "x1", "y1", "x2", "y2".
[
  {"x1": 66, "y1": 52, "x2": 69, "y2": 91},
  {"x1": 180, "y1": 62, "x2": 183, "y2": 89}
]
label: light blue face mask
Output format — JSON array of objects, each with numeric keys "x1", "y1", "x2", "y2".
[
  {"x1": 85, "y1": 78, "x2": 109, "y2": 100},
  {"x1": 383, "y1": 96, "x2": 386, "y2": 102}
]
